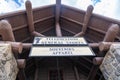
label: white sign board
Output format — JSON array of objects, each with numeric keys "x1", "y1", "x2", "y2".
[
  {"x1": 30, "y1": 46, "x2": 94, "y2": 56},
  {"x1": 33, "y1": 37, "x2": 87, "y2": 46},
  {"x1": 30, "y1": 37, "x2": 95, "y2": 57}
]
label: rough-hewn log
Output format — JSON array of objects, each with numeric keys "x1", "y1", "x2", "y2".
[
  {"x1": 87, "y1": 65, "x2": 99, "y2": 80},
  {"x1": 89, "y1": 43, "x2": 99, "y2": 48},
  {"x1": 55, "y1": 0, "x2": 62, "y2": 36},
  {"x1": 0, "y1": 41, "x2": 23, "y2": 54},
  {"x1": 22, "y1": 43, "x2": 32, "y2": 50},
  {"x1": 17, "y1": 59, "x2": 26, "y2": 69},
  {"x1": 18, "y1": 69, "x2": 26, "y2": 80},
  {"x1": 74, "y1": 5, "x2": 94, "y2": 37},
  {"x1": 56, "y1": 0, "x2": 61, "y2": 23},
  {"x1": 99, "y1": 42, "x2": 120, "y2": 51},
  {"x1": 25, "y1": 0, "x2": 34, "y2": 33},
  {"x1": 89, "y1": 24, "x2": 119, "y2": 51},
  {"x1": 25, "y1": 0, "x2": 44, "y2": 36},
  {"x1": 103, "y1": 24, "x2": 119, "y2": 42},
  {"x1": 0, "y1": 20, "x2": 15, "y2": 41},
  {"x1": 74, "y1": 66, "x2": 80, "y2": 80},
  {"x1": 32, "y1": 31, "x2": 44, "y2": 37},
  {"x1": 93, "y1": 57, "x2": 103, "y2": 65},
  {"x1": 56, "y1": 23, "x2": 62, "y2": 36}
]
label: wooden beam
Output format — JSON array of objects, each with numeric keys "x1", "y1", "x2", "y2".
[
  {"x1": 93, "y1": 57, "x2": 103, "y2": 65},
  {"x1": 103, "y1": 24, "x2": 119, "y2": 42},
  {"x1": 74, "y1": 66, "x2": 80, "y2": 80},
  {"x1": 56, "y1": 0, "x2": 62, "y2": 36},
  {"x1": 25, "y1": 0, "x2": 45, "y2": 36},
  {"x1": 99, "y1": 42, "x2": 120, "y2": 51},
  {"x1": 56, "y1": 23, "x2": 62, "y2": 36},
  {"x1": 0, "y1": 20, "x2": 15, "y2": 41},
  {"x1": 74, "y1": 5, "x2": 94, "y2": 37},
  {"x1": 89, "y1": 43, "x2": 99, "y2": 49},
  {"x1": 17, "y1": 59, "x2": 26, "y2": 69},
  {"x1": 25, "y1": 0, "x2": 34, "y2": 33},
  {"x1": 22, "y1": 43, "x2": 32, "y2": 50}
]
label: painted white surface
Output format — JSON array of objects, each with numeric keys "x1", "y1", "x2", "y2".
[
  {"x1": 33, "y1": 37, "x2": 87, "y2": 45},
  {"x1": 30, "y1": 37, "x2": 94, "y2": 57},
  {"x1": 30, "y1": 47, "x2": 94, "y2": 56}
]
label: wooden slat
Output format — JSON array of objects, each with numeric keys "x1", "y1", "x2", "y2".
[
  {"x1": 13, "y1": 24, "x2": 27, "y2": 31},
  {"x1": 34, "y1": 16, "x2": 54, "y2": 24}
]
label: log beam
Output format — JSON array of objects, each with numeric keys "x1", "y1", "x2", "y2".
[
  {"x1": 25, "y1": 0, "x2": 45, "y2": 37},
  {"x1": 99, "y1": 42, "x2": 120, "y2": 51},
  {"x1": 55, "y1": 0, "x2": 62, "y2": 36},
  {"x1": 74, "y1": 5, "x2": 94, "y2": 37},
  {"x1": 0, "y1": 20, "x2": 15, "y2": 41},
  {"x1": 103, "y1": 24, "x2": 119, "y2": 42},
  {"x1": 17, "y1": 59, "x2": 26, "y2": 69},
  {"x1": 93, "y1": 57, "x2": 103, "y2": 65}
]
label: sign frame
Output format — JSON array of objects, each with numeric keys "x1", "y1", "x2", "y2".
[{"x1": 29, "y1": 37, "x2": 95, "y2": 57}]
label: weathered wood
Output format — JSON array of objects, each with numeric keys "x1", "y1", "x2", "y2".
[
  {"x1": 93, "y1": 57, "x2": 103, "y2": 65},
  {"x1": 55, "y1": 0, "x2": 62, "y2": 36},
  {"x1": 56, "y1": 0, "x2": 61, "y2": 23},
  {"x1": 87, "y1": 65, "x2": 99, "y2": 80},
  {"x1": 22, "y1": 43, "x2": 32, "y2": 50},
  {"x1": 25, "y1": 0, "x2": 34, "y2": 33},
  {"x1": 34, "y1": 68, "x2": 39, "y2": 80},
  {"x1": 103, "y1": 24, "x2": 119, "y2": 42},
  {"x1": 89, "y1": 43, "x2": 99, "y2": 48},
  {"x1": 25, "y1": 0, "x2": 44, "y2": 36},
  {"x1": 17, "y1": 59, "x2": 26, "y2": 69},
  {"x1": 18, "y1": 69, "x2": 26, "y2": 80},
  {"x1": 0, "y1": 20, "x2": 15, "y2": 41},
  {"x1": 56, "y1": 23, "x2": 62, "y2": 36},
  {"x1": 74, "y1": 5, "x2": 94, "y2": 37},
  {"x1": 99, "y1": 42, "x2": 120, "y2": 51},
  {"x1": 0, "y1": 41, "x2": 23, "y2": 54},
  {"x1": 32, "y1": 31, "x2": 44, "y2": 37},
  {"x1": 74, "y1": 66, "x2": 80, "y2": 80}
]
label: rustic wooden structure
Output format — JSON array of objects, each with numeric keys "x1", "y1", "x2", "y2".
[
  {"x1": 55, "y1": 0, "x2": 62, "y2": 36},
  {"x1": 0, "y1": 0, "x2": 120, "y2": 79},
  {"x1": 74, "y1": 5, "x2": 94, "y2": 37},
  {"x1": 25, "y1": 0, "x2": 45, "y2": 37},
  {"x1": 0, "y1": 20, "x2": 26, "y2": 80},
  {"x1": 89, "y1": 23, "x2": 119, "y2": 50}
]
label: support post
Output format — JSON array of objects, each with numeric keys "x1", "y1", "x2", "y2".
[
  {"x1": 74, "y1": 66, "x2": 80, "y2": 80},
  {"x1": 103, "y1": 24, "x2": 119, "y2": 42},
  {"x1": 55, "y1": 0, "x2": 62, "y2": 36},
  {"x1": 0, "y1": 20, "x2": 15, "y2": 41},
  {"x1": 25, "y1": 0, "x2": 44, "y2": 37},
  {"x1": 74, "y1": 5, "x2": 94, "y2": 37}
]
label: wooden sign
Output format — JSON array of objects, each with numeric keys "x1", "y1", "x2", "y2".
[{"x1": 30, "y1": 37, "x2": 95, "y2": 57}]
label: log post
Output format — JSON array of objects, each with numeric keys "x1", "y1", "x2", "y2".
[
  {"x1": 74, "y1": 5, "x2": 94, "y2": 37},
  {"x1": 0, "y1": 20, "x2": 15, "y2": 41},
  {"x1": 55, "y1": 0, "x2": 62, "y2": 36},
  {"x1": 22, "y1": 43, "x2": 32, "y2": 50},
  {"x1": 18, "y1": 69, "x2": 26, "y2": 80},
  {"x1": 17, "y1": 59, "x2": 26, "y2": 69},
  {"x1": 93, "y1": 57, "x2": 103, "y2": 65},
  {"x1": 74, "y1": 66, "x2": 80, "y2": 80},
  {"x1": 99, "y1": 42, "x2": 120, "y2": 51},
  {"x1": 87, "y1": 65, "x2": 99, "y2": 80},
  {"x1": 87, "y1": 57, "x2": 103, "y2": 80},
  {"x1": 103, "y1": 24, "x2": 119, "y2": 42},
  {"x1": 25, "y1": 0, "x2": 44, "y2": 37},
  {"x1": 89, "y1": 43, "x2": 99, "y2": 48}
]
